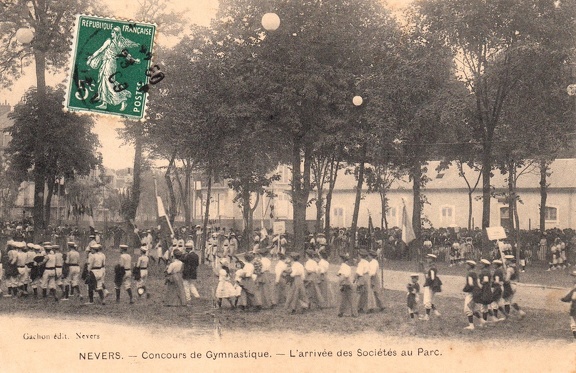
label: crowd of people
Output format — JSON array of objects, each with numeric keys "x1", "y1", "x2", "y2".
[{"x1": 0, "y1": 219, "x2": 574, "y2": 342}]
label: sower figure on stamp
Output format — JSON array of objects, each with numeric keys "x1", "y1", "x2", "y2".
[
  {"x1": 87, "y1": 26, "x2": 140, "y2": 111},
  {"x1": 420, "y1": 254, "x2": 442, "y2": 321}
]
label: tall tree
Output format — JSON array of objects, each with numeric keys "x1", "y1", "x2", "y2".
[
  {"x1": 415, "y1": 0, "x2": 576, "y2": 230},
  {"x1": 6, "y1": 86, "x2": 101, "y2": 228},
  {"x1": 0, "y1": 0, "x2": 102, "y2": 233}
]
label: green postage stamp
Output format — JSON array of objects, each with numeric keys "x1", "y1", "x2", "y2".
[{"x1": 65, "y1": 15, "x2": 157, "y2": 120}]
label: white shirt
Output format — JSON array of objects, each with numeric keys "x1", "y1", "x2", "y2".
[
  {"x1": 260, "y1": 257, "x2": 271, "y2": 272},
  {"x1": 318, "y1": 259, "x2": 329, "y2": 274},
  {"x1": 337, "y1": 263, "x2": 353, "y2": 282},
  {"x1": 275, "y1": 260, "x2": 287, "y2": 283},
  {"x1": 290, "y1": 261, "x2": 305, "y2": 277},
  {"x1": 356, "y1": 258, "x2": 370, "y2": 276},
  {"x1": 166, "y1": 259, "x2": 183, "y2": 274},
  {"x1": 304, "y1": 259, "x2": 318, "y2": 274},
  {"x1": 242, "y1": 262, "x2": 255, "y2": 278}
]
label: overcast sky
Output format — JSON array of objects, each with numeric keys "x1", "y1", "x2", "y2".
[{"x1": 0, "y1": 0, "x2": 409, "y2": 170}]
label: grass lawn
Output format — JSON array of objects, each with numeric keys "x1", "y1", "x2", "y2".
[{"x1": 0, "y1": 248, "x2": 573, "y2": 343}]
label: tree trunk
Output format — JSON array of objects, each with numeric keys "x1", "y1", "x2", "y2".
[
  {"x1": 125, "y1": 133, "x2": 143, "y2": 247},
  {"x1": 507, "y1": 158, "x2": 517, "y2": 239},
  {"x1": 314, "y1": 190, "x2": 324, "y2": 235},
  {"x1": 411, "y1": 162, "x2": 422, "y2": 241},
  {"x1": 184, "y1": 163, "x2": 192, "y2": 227},
  {"x1": 380, "y1": 188, "x2": 388, "y2": 230},
  {"x1": 324, "y1": 155, "x2": 340, "y2": 239},
  {"x1": 44, "y1": 179, "x2": 55, "y2": 228},
  {"x1": 350, "y1": 144, "x2": 367, "y2": 249},
  {"x1": 201, "y1": 167, "x2": 212, "y2": 263},
  {"x1": 165, "y1": 154, "x2": 177, "y2": 225},
  {"x1": 291, "y1": 139, "x2": 311, "y2": 253},
  {"x1": 481, "y1": 148, "x2": 492, "y2": 230},
  {"x1": 33, "y1": 49, "x2": 47, "y2": 238},
  {"x1": 539, "y1": 159, "x2": 548, "y2": 232},
  {"x1": 241, "y1": 187, "x2": 253, "y2": 252},
  {"x1": 467, "y1": 191, "x2": 473, "y2": 231}
]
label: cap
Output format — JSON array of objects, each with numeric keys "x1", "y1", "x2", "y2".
[
  {"x1": 570, "y1": 270, "x2": 576, "y2": 277},
  {"x1": 410, "y1": 273, "x2": 420, "y2": 278},
  {"x1": 465, "y1": 260, "x2": 477, "y2": 266},
  {"x1": 369, "y1": 250, "x2": 378, "y2": 257},
  {"x1": 51, "y1": 245, "x2": 60, "y2": 250},
  {"x1": 339, "y1": 253, "x2": 350, "y2": 261},
  {"x1": 26, "y1": 243, "x2": 35, "y2": 249},
  {"x1": 42, "y1": 242, "x2": 52, "y2": 247},
  {"x1": 426, "y1": 254, "x2": 437, "y2": 260},
  {"x1": 140, "y1": 247, "x2": 148, "y2": 253},
  {"x1": 119, "y1": 244, "x2": 129, "y2": 250},
  {"x1": 305, "y1": 248, "x2": 316, "y2": 256},
  {"x1": 358, "y1": 249, "x2": 369, "y2": 257},
  {"x1": 504, "y1": 255, "x2": 515, "y2": 260},
  {"x1": 480, "y1": 259, "x2": 491, "y2": 265},
  {"x1": 492, "y1": 259, "x2": 503, "y2": 265},
  {"x1": 184, "y1": 241, "x2": 194, "y2": 249},
  {"x1": 67, "y1": 242, "x2": 77, "y2": 247},
  {"x1": 90, "y1": 243, "x2": 102, "y2": 250}
]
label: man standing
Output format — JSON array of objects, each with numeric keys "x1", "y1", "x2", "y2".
[
  {"x1": 5, "y1": 241, "x2": 19, "y2": 297},
  {"x1": 356, "y1": 249, "x2": 376, "y2": 314},
  {"x1": 182, "y1": 241, "x2": 200, "y2": 304},
  {"x1": 115, "y1": 245, "x2": 134, "y2": 304},
  {"x1": 304, "y1": 249, "x2": 324, "y2": 310},
  {"x1": 135, "y1": 244, "x2": 150, "y2": 298},
  {"x1": 421, "y1": 254, "x2": 442, "y2": 321},
  {"x1": 463, "y1": 260, "x2": 486, "y2": 330},
  {"x1": 87, "y1": 244, "x2": 107, "y2": 305},
  {"x1": 337, "y1": 253, "x2": 357, "y2": 317},
  {"x1": 64, "y1": 242, "x2": 81, "y2": 300},
  {"x1": 478, "y1": 259, "x2": 494, "y2": 322},
  {"x1": 368, "y1": 250, "x2": 385, "y2": 312},
  {"x1": 40, "y1": 246, "x2": 58, "y2": 301}
]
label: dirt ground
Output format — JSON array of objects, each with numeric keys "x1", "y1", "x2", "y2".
[{"x1": 0, "y1": 248, "x2": 574, "y2": 343}]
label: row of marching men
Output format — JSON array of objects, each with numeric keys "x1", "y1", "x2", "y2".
[
  {"x1": 462, "y1": 256, "x2": 526, "y2": 330},
  {"x1": 212, "y1": 247, "x2": 385, "y2": 316},
  {"x1": 0, "y1": 240, "x2": 82, "y2": 301},
  {"x1": 0, "y1": 239, "x2": 151, "y2": 305}
]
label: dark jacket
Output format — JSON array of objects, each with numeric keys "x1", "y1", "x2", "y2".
[{"x1": 182, "y1": 251, "x2": 199, "y2": 280}]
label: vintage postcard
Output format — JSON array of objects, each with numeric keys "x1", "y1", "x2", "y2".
[
  {"x1": 0, "y1": 0, "x2": 575, "y2": 372},
  {"x1": 64, "y1": 15, "x2": 157, "y2": 120}
]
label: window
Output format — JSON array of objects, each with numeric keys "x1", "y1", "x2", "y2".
[
  {"x1": 332, "y1": 207, "x2": 345, "y2": 227},
  {"x1": 385, "y1": 206, "x2": 398, "y2": 227},
  {"x1": 440, "y1": 205, "x2": 455, "y2": 226},
  {"x1": 544, "y1": 206, "x2": 558, "y2": 222}
]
